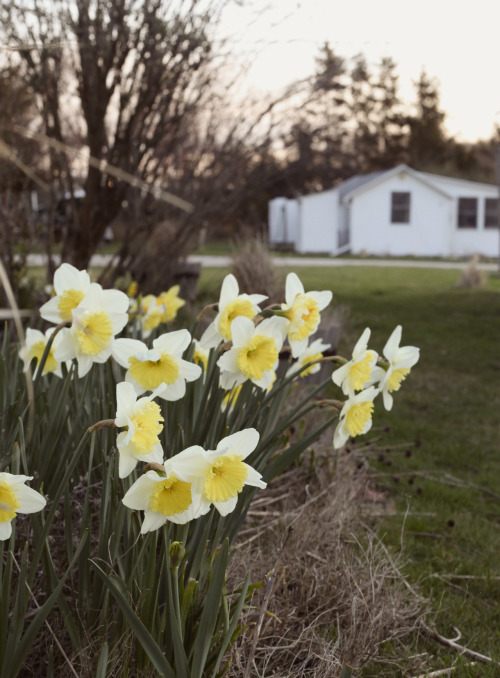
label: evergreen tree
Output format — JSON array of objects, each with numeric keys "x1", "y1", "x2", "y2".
[{"x1": 407, "y1": 69, "x2": 448, "y2": 170}]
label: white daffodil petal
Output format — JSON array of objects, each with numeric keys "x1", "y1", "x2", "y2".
[
  {"x1": 167, "y1": 446, "x2": 208, "y2": 483},
  {"x1": 153, "y1": 329, "x2": 192, "y2": 356},
  {"x1": 244, "y1": 464, "x2": 266, "y2": 488},
  {"x1": 353, "y1": 328, "x2": 371, "y2": 357},
  {"x1": 219, "y1": 274, "x2": 239, "y2": 308},
  {"x1": 177, "y1": 360, "x2": 202, "y2": 382},
  {"x1": 230, "y1": 316, "x2": 255, "y2": 347},
  {"x1": 217, "y1": 349, "x2": 240, "y2": 374},
  {"x1": 141, "y1": 512, "x2": 168, "y2": 534},
  {"x1": 122, "y1": 473, "x2": 158, "y2": 509},
  {"x1": 383, "y1": 325, "x2": 402, "y2": 360},
  {"x1": 112, "y1": 338, "x2": 148, "y2": 368},
  {"x1": 199, "y1": 322, "x2": 221, "y2": 349},
  {"x1": 118, "y1": 450, "x2": 139, "y2": 479},
  {"x1": 76, "y1": 355, "x2": 93, "y2": 377},
  {"x1": 216, "y1": 428, "x2": 260, "y2": 458},
  {"x1": 285, "y1": 272, "x2": 304, "y2": 303},
  {"x1": 13, "y1": 484, "x2": 47, "y2": 513},
  {"x1": 38, "y1": 296, "x2": 63, "y2": 324},
  {"x1": 159, "y1": 378, "x2": 186, "y2": 401},
  {"x1": 54, "y1": 263, "x2": 90, "y2": 294},
  {"x1": 213, "y1": 496, "x2": 239, "y2": 517}
]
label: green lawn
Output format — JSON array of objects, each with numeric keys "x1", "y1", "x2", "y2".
[{"x1": 200, "y1": 264, "x2": 500, "y2": 674}]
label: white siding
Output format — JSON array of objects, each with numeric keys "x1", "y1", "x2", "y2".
[
  {"x1": 349, "y1": 172, "x2": 451, "y2": 257},
  {"x1": 297, "y1": 189, "x2": 338, "y2": 254},
  {"x1": 416, "y1": 173, "x2": 499, "y2": 257},
  {"x1": 268, "y1": 198, "x2": 300, "y2": 247}
]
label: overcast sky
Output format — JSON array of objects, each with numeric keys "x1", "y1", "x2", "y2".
[{"x1": 220, "y1": 0, "x2": 500, "y2": 142}]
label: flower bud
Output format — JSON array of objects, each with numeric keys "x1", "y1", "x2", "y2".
[{"x1": 169, "y1": 541, "x2": 186, "y2": 571}]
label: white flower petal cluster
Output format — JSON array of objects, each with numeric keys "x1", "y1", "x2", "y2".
[
  {"x1": 54, "y1": 283, "x2": 129, "y2": 377},
  {"x1": 113, "y1": 330, "x2": 202, "y2": 400},
  {"x1": 331, "y1": 325, "x2": 419, "y2": 448},
  {"x1": 282, "y1": 273, "x2": 332, "y2": 357},
  {"x1": 332, "y1": 327, "x2": 378, "y2": 396},
  {"x1": 200, "y1": 274, "x2": 267, "y2": 348},
  {"x1": 122, "y1": 428, "x2": 264, "y2": 531},
  {"x1": 333, "y1": 386, "x2": 379, "y2": 449},
  {"x1": 137, "y1": 287, "x2": 185, "y2": 338},
  {"x1": 217, "y1": 316, "x2": 289, "y2": 390},
  {"x1": 19, "y1": 327, "x2": 69, "y2": 378},
  {"x1": 376, "y1": 325, "x2": 420, "y2": 411},
  {"x1": 39, "y1": 263, "x2": 91, "y2": 324},
  {"x1": 0, "y1": 473, "x2": 46, "y2": 541},
  {"x1": 38, "y1": 264, "x2": 130, "y2": 378},
  {"x1": 115, "y1": 382, "x2": 166, "y2": 478},
  {"x1": 287, "y1": 337, "x2": 331, "y2": 378}
]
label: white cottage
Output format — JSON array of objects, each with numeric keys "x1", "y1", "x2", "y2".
[{"x1": 268, "y1": 165, "x2": 500, "y2": 258}]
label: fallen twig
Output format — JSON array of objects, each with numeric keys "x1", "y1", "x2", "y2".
[{"x1": 418, "y1": 618, "x2": 497, "y2": 665}]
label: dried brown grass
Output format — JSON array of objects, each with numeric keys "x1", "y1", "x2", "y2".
[
  {"x1": 231, "y1": 237, "x2": 284, "y2": 302},
  {"x1": 227, "y1": 427, "x2": 426, "y2": 677},
  {"x1": 455, "y1": 256, "x2": 485, "y2": 289}
]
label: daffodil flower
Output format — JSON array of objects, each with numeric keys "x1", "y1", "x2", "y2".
[
  {"x1": 39, "y1": 263, "x2": 92, "y2": 324},
  {"x1": 158, "y1": 285, "x2": 185, "y2": 323},
  {"x1": 332, "y1": 328, "x2": 378, "y2": 396},
  {"x1": 376, "y1": 325, "x2": 420, "y2": 411},
  {"x1": 54, "y1": 283, "x2": 129, "y2": 377},
  {"x1": 113, "y1": 330, "x2": 202, "y2": 400},
  {"x1": 281, "y1": 273, "x2": 332, "y2": 358},
  {"x1": 200, "y1": 274, "x2": 267, "y2": 348},
  {"x1": 139, "y1": 295, "x2": 164, "y2": 337},
  {"x1": 122, "y1": 463, "x2": 205, "y2": 532},
  {"x1": 287, "y1": 337, "x2": 331, "y2": 378},
  {"x1": 171, "y1": 428, "x2": 265, "y2": 516},
  {"x1": 19, "y1": 327, "x2": 68, "y2": 378},
  {"x1": 115, "y1": 382, "x2": 166, "y2": 478},
  {"x1": 0, "y1": 473, "x2": 46, "y2": 541},
  {"x1": 333, "y1": 386, "x2": 379, "y2": 449},
  {"x1": 217, "y1": 316, "x2": 288, "y2": 390}
]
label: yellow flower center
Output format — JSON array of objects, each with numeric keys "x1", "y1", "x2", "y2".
[
  {"x1": 348, "y1": 351, "x2": 375, "y2": 391},
  {"x1": 75, "y1": 311, "x2": 113, "y2": 355},
  {"x1": 286, "y1": 295, "x2": 320, "y2": 341},
  {"x1": 237, "y1": 335, "x2": 278, "y2": 380},
  {"x1": 130, "y1": 402, "x2": 163, "y2": 454},
  {"x1": 388, "y1": 367, "x2": 411, "y2": 393},
  {"x1": 193, "y1": 348, "x2": 208, "y2": 371},
  {"x1": 0, "y1": 482, "x2": 20, "y2": 523},
  {"x1": 143, "y1": 307, "x2": 163, "y2": 332},
  {"x1": 159, "y1": 287, "x2": 185, "y2": 322},
  {"x1": 299, "y1": 352, "x2": 323, "y2": 377},
  {"x1": 345, "y1": 401, "x2": 374, "y2": 437},
  {"x1": 149, "y1": 474, "x2": 192, "y2": 516},
  {"x1": 57, "y1": 289, "x2": 85, "y2": 322},
  {"x1": 29, "y1": 340, "x2": 58, "y2": 375},
  {"x1": 128, "y1": 353, "x2": 179, "y2": 390},
  {"x1": 218, "y1": 298, "x2": 256, "y2": 340},
  {"x1": 202, "y1": 454, "x2": 248, "y2": 503}
]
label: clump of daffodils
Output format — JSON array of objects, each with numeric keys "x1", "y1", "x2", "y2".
[
  {"x1": 132, "y1": 286, "x2": 186, "y2": 337},
  {"x1": 331, "y1": 325, "x2": 419, "y2": 448},
  {"x1": 122, "y1": 428, "x2": 264, "y2": 530},
  {"x1": 17, "y1": 264, "x2": 419, "y2": 542}
]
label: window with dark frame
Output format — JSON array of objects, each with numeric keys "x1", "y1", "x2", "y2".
[
  {"x1": 457, "y1": 197, "x2": 477, "y2": 228},
  {"x1": 391, "y1": 191, "x2": 410, "y2": 224},
  {"x1": 484, "y1": 198, "x2": 500, "y2": 228}
]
